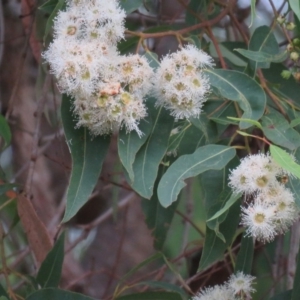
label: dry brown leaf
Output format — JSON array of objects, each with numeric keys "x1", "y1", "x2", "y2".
[{"x1": 17, "y1": 193, "x2": 52, "y2": 264}]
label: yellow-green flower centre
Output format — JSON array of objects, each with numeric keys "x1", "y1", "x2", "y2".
[
  {"x1": 254, "y1": 213, "x2": 265, "y2": 224},
  {"x1": 67, "y1": 26, "x2": 77, "y2": 35},
  {"x1": 256, "y1": 176, "x2": 268, "y2": 188}
]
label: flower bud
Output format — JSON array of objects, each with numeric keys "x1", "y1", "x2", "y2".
[
  {"x1": 276, "y1": 15, "x2": 285, "y2": 25},
  {"x1": 293, "y1": 72, "x2": 300, "y2": 82},
  {"x1": 286, "y1": 22, "x2": 296, "y2": 31},
  {"x1": 281, "y1": 70, "x2": 292, "y2": 79},
  {"x1": 293, "y1": 38, "x2": 300, "y2": 46},
  {"x1": 290, "y1": 52, "x2": 299, "y2": 61},
  {"x1": 287, "y1": 43, "x2": 294, "y2": 52}
]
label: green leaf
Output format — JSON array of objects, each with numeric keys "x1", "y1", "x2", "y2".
[
  {"x1": 43, "y1": 0, "x2": 65, "y2": 43},
  {"x1": 248, "y1": 26, "x2": 279, "y2": 71},
  {"x1": 118, "y1": 37, "x2": 139, "y2": 55},
  {"x1": 216, "y1": 42, "x2": 247, "y2": 67},
  {"x1": 121, "y1": 252, "x2": 163, "y2": 282},
  {"x1": 26, "y1": 288, "x2": 95, "y2": 300},
  {"x1": 158, "y1": 145, "x2": 236, "y2": 208},
  {"x1": 118, "y1": 117, "x2": 152, "y2": 183},
  {"x1": 207, "y1": 192, "x2": 241, "y2": 222},
  {"x1": 185, "y1": 0, "x2": 204, "y2": 29},
  {"x1": 289, "y1": 0, "x2": 300, "y2": 22},
  {"x1": 235, "y1": 235, "x2": 254, "y2": 274},
  {"x1": 190, "y1": 114, "x2": 218, "y2": 144},
  {"x1": 290, "y1": 118, "x2": 300, "y2": 128},
  {"x1": 169, "y1": 123, "x2": 207, "y2": 156},
  {"x1": 39, "y1": 0, "x2": 58, "y2": 13},
  {"x1": 292, "y1": 241, "x2": 300, "y2": 300},
  {"x1": 261, "y1": 107, "x2": 300, "y2": 150},
  {"x1": 130, "y1": 100, "x2": 174, "y2": 199},
  {"x1": 61, "y1": 95, "x2": 110, "y2": 222},
  {"x1": 36, "y1": 232, "x2": 65, "y2": 288},
  {"x1": 116, "y1": 292, "x2": 182, "y2": 300},
  {"x1": 249, "y1": 0, "x2": 256, "y2": 27},
  {"x1": 137, "y1": 281, "x2": 187, "y2": 298},
  {"x1": 144, "y1": 51, "x2": 160, "y2": 69},
  {"x1": 206, "y1": 187, "x2": 238, "y2": 243},
  {"x1": 235, "y1": 49, "x2": 287, "y2": 63},
  {"x1": 287, "y1": 148, "x2": 300, "y2": 207},
  {"x1": 204, "y1": 69, "x2": 266, "y2": 129},
  {"x1": 227, "y1": 116, "x2": 262, "y2": 129},
  {"x1": 271, "y1": 290, "x2": 292, "y2": 300},
  {"x1": 119, "y1": 0, "x2": 143, "y2": 14},
  {"x1": 141, "y1": 166, "x2": 178, "y2": 250},
  {"x1": 0, "y1": 283, "x2": 9, "y2": 298},
  {"x1": 199, "y1": 199, "x2": 241, "y2": 270},
  {"x1": 0, "y1": 114, "x2": 11, "y2": 149},
  {"x1": 0, "y1": 297, "x2": 8, "y2": 300},
  {"x1": 263, "y1": 64, "x2": 299, "y2": 103},
  {"x1": 270, "y1": 144, "x2": 300, "y2": 179}
]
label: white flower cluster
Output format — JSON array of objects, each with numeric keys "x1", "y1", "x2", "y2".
[
  {"x1": 44, "y1": 0, "x2": 215, "y2": 135},
  {"x1": 229, "y1": 153, "x2": 299, "y2": 243},
  {"x1": 192, "y1": 272, "x2": 255, "y2": 300},
  {"x1": 154, "y1": 45, "x2": 214, "y2": 119},
  {"x1": 43, "y1": 0, "x2": 154, "y2": 136}
]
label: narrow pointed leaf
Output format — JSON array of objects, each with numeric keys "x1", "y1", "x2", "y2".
[
  {"x1": 39, "y1": 0, "x2": 58, "y2": 13},
  {"x1": 235, "y1": 49, "x2": 287, "y2": 63},
  {"x1": 61, "y1": 95, "x2": 110, "y2": 222},
  {"x1": 158, "y1": 145, "x2": 235, "y2": 207},
  {"x1": 270, "y1": 145, "x2": 300, "y2": 179},
  {"x1": 26, "y1": 288, "x2": 95, "y2": 300},
  {"x1": 204, "y1": 69, "x2": 266, "y2": 129},
  {"x1": 235, "y1": 235, "x2": 254, "y2": 274},
  {"x1": 36, "y1": 232, "x2": 65, "y2": 288},
  {"x1": 287, "y1": 148, "x2": 300, "y2": 207},
  {"x1": 248, "y1": 26, "x2": 279, "y2": 71},
  {"x1": 130, "y1": 100, "x2": 174, "y2": 199},
  {"x1": 249, "y1": 0, "x2": 256, "y2": 27},
  {"x1": 261, "y1": 107, "x2": 300, "y2": 150},
  {"x1": 207, "y1": 192, "x2": 241, "y2": 222},
  {"x1": 43, "y1": 0, "x2": 65, "y2": 43},
  {"x1": 227, "y1": 116, "x2": 262, "y2": 129},
  {"x1": 118, "y1": 118, "x2": 152, "y2": 183},
  {"x1": 199, "y1": 199, "x2": 241, "y2": 270},
  {"x1": 141, "y1": 166, "x2": 178, "y2": 250}
]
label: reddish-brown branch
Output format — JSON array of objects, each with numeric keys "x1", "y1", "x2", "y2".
[{"x1": 126, "y1": 0, "x2": 236, "y2": 39}]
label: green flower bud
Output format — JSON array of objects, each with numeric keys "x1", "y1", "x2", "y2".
[
  {"x1": 293, "y1": 38, "x2": 300, "y2": 46},
  {"x1": 290, "y1": 52, "x2": 299, "y2": 61},
  {"x1": 281, "y1": 70, "x2": 292, "y2": 79},
  {"x1": 276, "y1": 15, "x2": 285, "y2": 25},
  {"x1": 286, "y1": 22, "x2": 296, "y2": 31}
]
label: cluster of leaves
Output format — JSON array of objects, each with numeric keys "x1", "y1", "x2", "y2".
[{"x1": 2, "y1": 0, "x2": 300, "y2": 299}]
